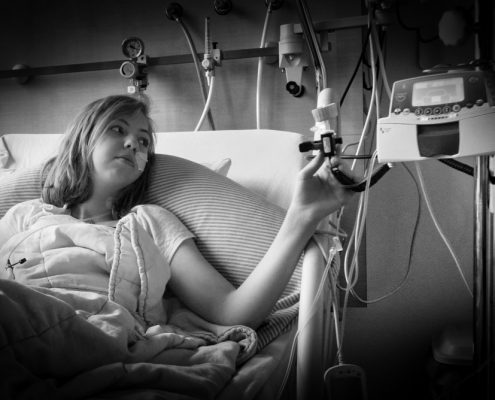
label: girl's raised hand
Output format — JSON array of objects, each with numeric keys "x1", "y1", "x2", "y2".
[{"x1": 289, "y1": 151, "x2": 354, "y2": 223}]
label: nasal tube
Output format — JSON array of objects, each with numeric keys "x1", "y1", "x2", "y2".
[{"x1": 136, "y1": 151, "x2": 148, "y2": 171}]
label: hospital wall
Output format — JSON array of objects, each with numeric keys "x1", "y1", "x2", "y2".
[{"x1": 0, "y1": 0, "x2": 489, "y2": 399}]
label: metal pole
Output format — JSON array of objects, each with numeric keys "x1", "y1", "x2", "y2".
[{"x1": 473, "y1": 155, "x2": 493, "y2": 399}]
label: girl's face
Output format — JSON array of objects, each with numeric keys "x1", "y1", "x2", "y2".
[{"x1": 90, "y1": 111, "x2": 152, "y2": 195}]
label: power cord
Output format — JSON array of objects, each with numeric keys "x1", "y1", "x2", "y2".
[
  {"x1": 349, "y1": 163, "x2": 421, "y2": 304},
  {"x1": 415, "y1": 163, "x2": 473, "y2": 297}
]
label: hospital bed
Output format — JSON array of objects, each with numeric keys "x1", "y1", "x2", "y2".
[{"x1": 0, "y1": 130, "x2": 336, "y2": 400}]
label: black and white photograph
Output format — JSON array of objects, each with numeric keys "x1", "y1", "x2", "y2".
[{"x1": 0, "y1": 1, "x2": 493, "y2": 399}]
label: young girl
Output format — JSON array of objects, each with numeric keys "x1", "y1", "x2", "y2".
[{"x1": 0, "y1": 94, "x2": 352, "y2": 330}]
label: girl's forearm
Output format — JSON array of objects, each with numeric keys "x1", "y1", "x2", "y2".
[{"x1": 223, "y1": 206, "x2": 319, "y2": 328}]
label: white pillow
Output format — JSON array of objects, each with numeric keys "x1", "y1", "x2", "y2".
[
  {"x1": 201, "y1": 158, "x2": 231, "y2": 176},
  {"x1": 0, "y1": 137, "x2": 9, "y2": 168}
]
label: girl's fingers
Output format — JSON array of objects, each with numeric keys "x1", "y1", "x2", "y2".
[{"x1": 300, "y1": 151, "x2": 325, "y2": 179}]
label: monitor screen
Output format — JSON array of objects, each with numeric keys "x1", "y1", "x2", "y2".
[{"x1": 412, "y1": 77, "x2": 464, "y2": 106}]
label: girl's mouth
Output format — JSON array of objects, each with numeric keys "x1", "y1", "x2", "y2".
[{"x1": 116, "y1": 156, "x2": 135, "y2": 168}]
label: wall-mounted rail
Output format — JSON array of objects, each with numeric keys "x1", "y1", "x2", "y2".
[
  {"x1": 0, "y1": 47, "x2": 278, "y2": 80},
  {"x1": 0, "y1": 14, "x2": 390, "y2": 81}
]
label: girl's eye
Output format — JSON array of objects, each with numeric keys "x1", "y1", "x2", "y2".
[
  {"x1": 139, "y1": 137, "x2": 150, "y2": 147},
  {"x1": 110, "y1": 125, "x2": 124, "y2": 134}
]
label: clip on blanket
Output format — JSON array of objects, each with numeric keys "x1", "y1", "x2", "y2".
[{"x1": 5, "y1": 257, "x2": 27, "y2": 280}]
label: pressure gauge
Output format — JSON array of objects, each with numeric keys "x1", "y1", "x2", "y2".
[
  {"x1": 121, "y1": 37, "x2": 144, "y2": 59},
  {"x1": 120, "y1": 60, "x2": 139, "y2": 79}
]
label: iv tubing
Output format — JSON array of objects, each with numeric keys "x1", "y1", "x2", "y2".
[
  {"x1": 194, "y1": 75, "x2": 215, "y2": 132},
  {"x1": 415, "y1": 163, "x2": 473, "y2": 297},
  {"x1": 371, "y1": 20, "x2": 391, "y2": 99},
  {"x1": 320, "y1": 6, "x2": 379, "y2": 362},
  {"x1": 336, "y1": 6, "x2": 380, "y2": 355},
  {"x1": 276, "y1": 243, "x2": 338, "y2": 400},
  {"x1": 176, "y1": 19, "x2": 216, "y2": 130},
  {"x1": 256, "y1": 3, "x2": 273, "y2": 129},
  {"x1": 338, "y1": 152, "x2": 376, "y2": 352},
  {"x1": 343, "y1": 152, "x2": 377, "y2": 290},
  {"x1": 350, "y1": 163, "x2": 422, "y2": 304}
]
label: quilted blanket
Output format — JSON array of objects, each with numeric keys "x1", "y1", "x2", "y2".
[{"x1": 0, "y1": 210, "x2": 257, "y2": 400}]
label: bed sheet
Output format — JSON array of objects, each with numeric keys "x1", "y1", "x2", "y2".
[{"x1": 218, "y1": 326, "x2": 297, "y2": 400}]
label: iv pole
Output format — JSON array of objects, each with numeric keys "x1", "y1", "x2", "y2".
[
  {"x1": 473, "y1": 155, "x2": 493, "y2": 399},
  {"x1": 472, "y1": 1, "x2": 494, "y2": 398}
]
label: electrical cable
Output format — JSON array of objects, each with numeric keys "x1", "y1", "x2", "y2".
[
  {"x1": 415, "y1": 162, "x2": 473, "y2": 297},
  {"x1": 439, "y1": 158, "x2": 495, "y2": 184},
  {"x1": 329, "y1": 255, "x2": 343, "y2": 365},
  {"x1": 337, "y1": 151, "x2": 376, "y2": 355},
  {"x1": 352, "y1": 92, "x2": 375, "y2": 168},
  {"x1": 362, "y1": 67, "x2": 373, "y2": 91},
  {"x1": 176, "y1": 18, "x2": 216, "y2": 131},
  {"x1": 194, "y1": 75, "x2": 215, "y2": 132},
  {"x1": 330, "y1": 5, "x2": 381, "y2": 357},
  {"x1": 350, "y1": 163, "x2": 422, "y2": 304},
  {"x1": 256, "y1": 2, "x2": 273, "y2": 129},
  {"x1": 351, "y1": 7, "x2": 377, "y2": 171},
  {"x1": 344, "y1": 152, "x2": 377, "y2": 286},
  {"x1": 334, "y1": 1, "x2": 395, "y2": 342},
  {"x1": 344, "y1": 153, "x2": 377, "y2": 291},
  {"x1": 439, "y1": 158, "x2": 474, "y2": 177},
  {"x1": 339, "y1": 27, "x2": 372, "y2": 108}
]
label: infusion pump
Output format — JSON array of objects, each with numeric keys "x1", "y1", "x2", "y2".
[{"x1": 377, "y1": 70, "x2": 495, "y2": 162}]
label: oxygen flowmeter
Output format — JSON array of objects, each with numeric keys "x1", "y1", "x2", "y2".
[{"x1": 377, "y1": 70, "x2": 495, "y2": 162}]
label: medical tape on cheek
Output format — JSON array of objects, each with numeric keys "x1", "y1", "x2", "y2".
[{"x1": 136, "y1": 151, "x2": 148, "y2": 171}]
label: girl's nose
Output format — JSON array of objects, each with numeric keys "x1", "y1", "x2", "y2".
[{"x1": 124, "y1": 135, "x2": 138, "y2": 151}]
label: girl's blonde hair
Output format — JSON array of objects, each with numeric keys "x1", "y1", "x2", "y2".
[{"x1": 42, "y1": 95, "x2": 156, "y2": 218}]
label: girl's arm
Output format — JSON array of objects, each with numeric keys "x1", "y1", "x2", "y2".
[{"x1": 168, "y1": 152, "x2": 353, "y2": 328}]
